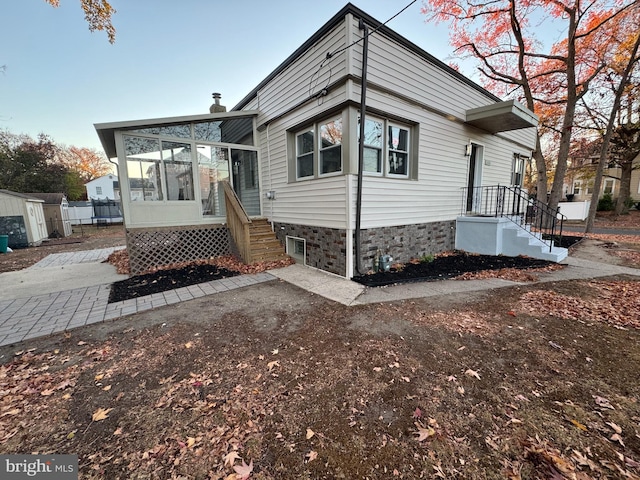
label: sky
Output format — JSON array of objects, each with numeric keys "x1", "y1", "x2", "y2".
[{"x1": 0, "y1": 1, "x2": 465, "y2": 154}]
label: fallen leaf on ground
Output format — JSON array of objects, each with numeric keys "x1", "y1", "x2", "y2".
[
  {"x1": 233, "y1": 459, "x2": 253, "y2": 479},
  {"x1": 594, "y1": 395, "x2": 615, "y2": 409},
  {"x1": 606, "y1": 421, "x2": 622, "y2": 434},
  {"x1": 465, "y1": 369, "x2": 481, "y2": 380},
  {"x1": 414, "y1": 423, "x2": 436, "y2": 442},
  {"x1": 267, "y1": 360, "x2": 280, "y2": 371},
  {"x1": 92, "y1": 407, "x2": 113, "y2": 422},
  {"x1": 306, "y1": 450, "x2": 318, "y2": 462},
  {"x1": 224, "y1": 451, "x2": 241, "y2": 467},
  {"x1": 306, "y1": 428, "x2": 315, "y2": 440}
]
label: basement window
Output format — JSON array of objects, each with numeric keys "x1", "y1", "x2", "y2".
[{"x1": 286, "y1": 236, "x2": 306, "y2": 265}]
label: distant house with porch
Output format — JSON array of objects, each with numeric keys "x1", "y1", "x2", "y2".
[{"x1": 96, "y1": 3, "x2": 565, "y2": 277}]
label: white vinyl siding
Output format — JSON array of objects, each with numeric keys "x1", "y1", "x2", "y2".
[{"x1": 239, "y1": 11, "x2": 535, "y2": 232}]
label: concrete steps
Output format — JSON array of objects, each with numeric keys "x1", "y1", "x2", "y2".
[{"x1": 502, "y1": 223, "x2": 568, "y2": 262}]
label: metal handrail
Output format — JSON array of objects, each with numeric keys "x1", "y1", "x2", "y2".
[{"x1": 461, "y1": 185, "x2": 566, "y2": 252}]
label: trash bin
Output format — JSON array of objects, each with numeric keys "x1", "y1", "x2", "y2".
[{"x1": 0, "y1": 235, "x2": 8, "y2": 253}]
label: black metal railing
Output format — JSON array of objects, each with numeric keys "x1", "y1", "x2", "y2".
[{"x1": 461, "y1": 185, "x2": 566, "y2": 252}]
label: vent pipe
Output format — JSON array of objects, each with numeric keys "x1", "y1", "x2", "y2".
[{"x1": 209, "y1": 93, "x2": 226, "y2": 113}]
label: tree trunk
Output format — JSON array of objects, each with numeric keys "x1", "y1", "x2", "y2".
[
  {"x1": 534, "y1": 138, "x2": 548, "y2": 203},
  {"x1": 615, "y1": 158, "x2": 633, "y2": 214}
]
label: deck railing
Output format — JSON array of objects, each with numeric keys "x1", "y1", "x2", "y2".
[
  {"x1": 461, "y1": 185, "x2": 566, "y2": 252},
  {"x1": 223, "y1": 181, "x2": 252, "y2": 263}
]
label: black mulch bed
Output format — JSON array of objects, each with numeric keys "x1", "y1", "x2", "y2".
[
  {"x1": 108, "y1": 264, "x2": 239, "y2": 303},
  {"x1": 352, "y1": 252, "x2": 555, "y2": 287},
  {"x1": 108, "y1": 236, "x2": 584, "y2": 300}
]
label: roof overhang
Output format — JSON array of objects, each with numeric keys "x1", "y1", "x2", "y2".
[
  {"x1": 94, "y1": 110, "x2": 259, "y2": 159},
  {"x1": 465, "y1": 100, "x2": 538, "y2": 133}
]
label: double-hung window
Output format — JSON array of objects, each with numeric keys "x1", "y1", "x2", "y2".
[
  {"x1": 387, "y1": 124, "x2": 409, "y2": 177},
  {"x1": 358, "y1": 116, "x2": 411, "y2": 177},
  {"x1": 295, "y1": 117, "x2": 342, "y2": 179},
  {"x1": 319, "y1": 118, "x2": 343, "y2": 175},
  {"x1": 296, "y1": 129, "x2": 314, "y2": 179},
  {"x1": 362, "y1": 117, "x2": 383, "y2": 174}
]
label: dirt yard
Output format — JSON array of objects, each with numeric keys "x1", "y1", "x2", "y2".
[{"x1": 1, "y1": 214, "x2": 640, "y2": 479}]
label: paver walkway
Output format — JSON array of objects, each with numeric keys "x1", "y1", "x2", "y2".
[
  {"x1": 0, "y1": 250, "x2": 275, "y2": 347},
  {"x1": 26, "y1": 247, "x2": 125, "y2": 268}
]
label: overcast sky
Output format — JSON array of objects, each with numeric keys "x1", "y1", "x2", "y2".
[{"x1": 1, "y1": 1, "x2": 465, "y2": 154}]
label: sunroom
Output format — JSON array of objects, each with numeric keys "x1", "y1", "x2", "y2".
[{"x1": 95, "y1": 111, "x2": 282, "y2": 274}]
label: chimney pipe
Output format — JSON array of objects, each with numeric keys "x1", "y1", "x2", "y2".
[{"x1": 209, "y1": 93, "x2": 226, "y2": 113}]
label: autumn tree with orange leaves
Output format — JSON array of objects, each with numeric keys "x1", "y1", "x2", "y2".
[
  {"x1": 421, "y1": 0, "x2": 640, "y2": 217},
  {"x1": 44, "y1": 0, "x2": 116, "y2": 43},
  {"x1": 58, "y1": 146, "x2": 112, "y2": 182}
]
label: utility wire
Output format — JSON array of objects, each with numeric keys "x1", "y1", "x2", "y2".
[
  {"x1": 328, "y1": 0, "x2": 418, "y2": 59},
  {"x1": 308, "y1": 0, "x2": 418, "y2": 99}
]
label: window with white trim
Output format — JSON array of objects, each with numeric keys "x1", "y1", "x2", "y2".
[
  {"x1": 388, "y1": 124, "x2": 409, "y2": 176},
  {"x1": 96, "y1": 186, "x2": 103, "y2": 195},
  {"x1": 294, "y1": 117, "x2": 342, "y2": 180},
  {"x1": 604, "y1": 179, "x2": 614, "y2": 195},
  {"x1": 573, "y1": 182, "x2": 581, "y2": 195},
  {"x1": 358, "y1": 116, "x2": 411, "y2": 177}
]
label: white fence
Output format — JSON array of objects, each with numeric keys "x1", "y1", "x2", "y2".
[
  {"x1": 67, "y1": 203, "x2": 123, "y2": 225},
  {"x1": 558, "y1": 200, "x2": 590, "y2": 221}
]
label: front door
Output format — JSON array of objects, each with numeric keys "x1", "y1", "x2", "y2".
[{"x1": 466, "y1": 144, "x2": 483, "y2": 212}]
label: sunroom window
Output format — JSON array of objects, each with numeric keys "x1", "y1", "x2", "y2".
[
  {"x1": 162, "y1": 141, "x2": 193, "y2": 200},
  {"x1": 125, "y1": 136, "x2": 164, "y2": 201}
]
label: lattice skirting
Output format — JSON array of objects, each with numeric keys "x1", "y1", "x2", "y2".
[{"x1": 126, "y1": 225, "x2": 233, "y2": 274}]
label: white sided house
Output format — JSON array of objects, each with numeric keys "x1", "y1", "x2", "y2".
[
  {"x1": 85, "y1": 174, "x2": 119, "y2": 200},
  {"x1": 95, "y1": 4, "x2": 566, "y2": 277}
]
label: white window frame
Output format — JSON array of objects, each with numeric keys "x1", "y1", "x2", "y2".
[
  {"x1": 295, "y1": 129, "x2": 315, "y2": 179},
  {"x1": 360, "y1": 115, "x2": 384, "y2": 176},
  {"x1": 387, "y1": 122, "x2": 410, "y2": 178},
  {"x1": 319, "y1": 117, "x2": 343, "y2": 177},
  {"x1": 359, "y1": 115, "x2": 411, "y2": 178},
  {"x1": 96, "y1": 186, "x2": 103, "y2": 195},
  {"x1": 286, "y1": 236, "x2": 306, "y2": 265},
  {"x1": 603, "y1": 179, "x2": 614, "y2": 195},
  {"x1": 294, "y1": 116, "x2": 343, "y2": 180}
]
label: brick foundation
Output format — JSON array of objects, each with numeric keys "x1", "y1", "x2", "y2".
[
  {"x1": 274, "y1": 223, "x2": 347, "y2": 276},
  {"x1": 274, "y1": 220, "x2": 455, "y2": 276},
  {"x1": 360, "y1": 220, "x2": 456, "y2": 271}
]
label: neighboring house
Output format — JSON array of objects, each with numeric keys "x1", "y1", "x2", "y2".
[
  {"x1": 26, "y1": 193, "x2": 73, "y2": 237},
  {"x1": 0, "y1": 190, "x2": 48, "y2": 248},
  {"x1": 85, "y1": 174, "x2": 119, "y2": 200},
  {"x1": 564, "y1": 144, "x2": 640, "y2": 205},
  {"x1": 96, "y1": 4, "x2": 557, "y2": 277}
]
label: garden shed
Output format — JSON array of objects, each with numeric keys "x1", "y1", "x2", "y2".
[
  {"x1": 26, "y1": 192, "x2": 73, "y2": 237},
  {"x1": 0, "y1": 190, "x2": 48, "y2": 248}
]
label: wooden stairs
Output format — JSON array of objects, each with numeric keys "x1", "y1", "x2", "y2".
[{"x1": 247, "y1": 218, "x2": 288, "y2": 263}]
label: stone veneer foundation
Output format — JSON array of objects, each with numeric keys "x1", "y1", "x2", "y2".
[{"x1": 274, "y1": 220, "x2": 456, "y2": 277}]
